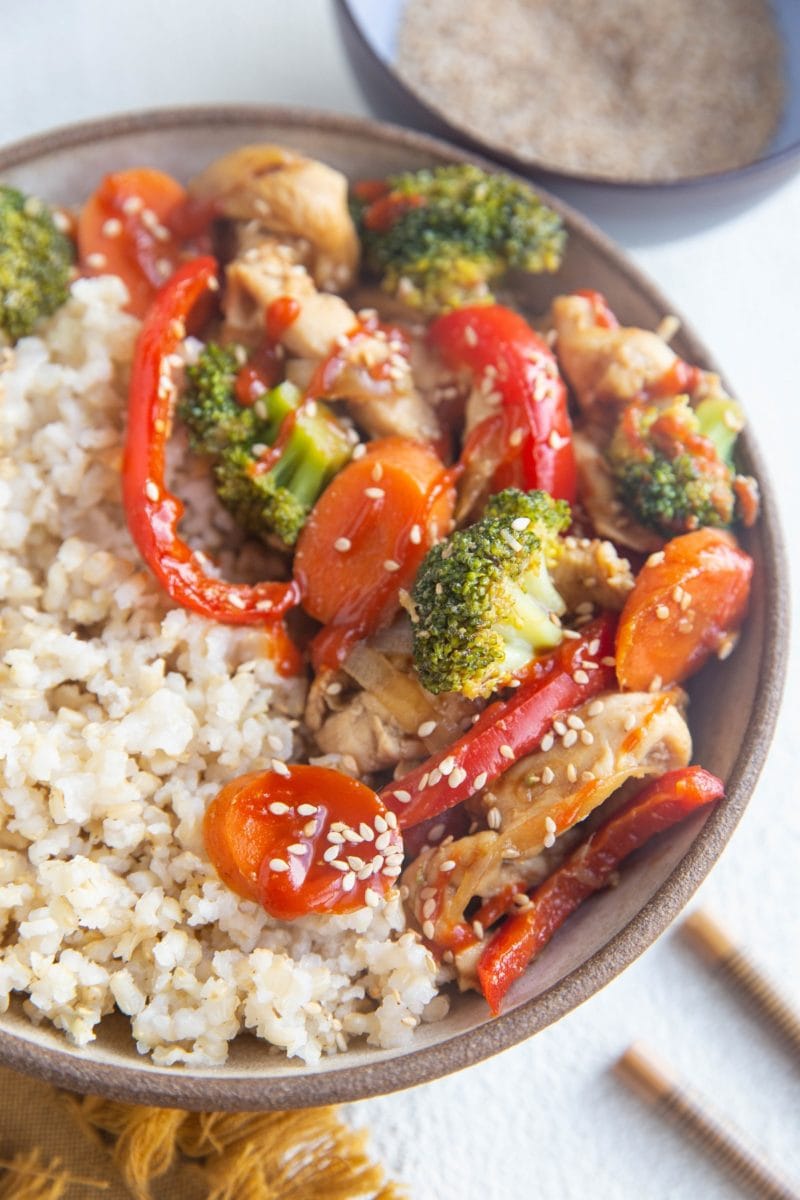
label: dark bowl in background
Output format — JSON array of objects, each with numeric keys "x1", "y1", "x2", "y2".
[{"x1": 335, "y1": 0, "x2": 800, "y2": 241}]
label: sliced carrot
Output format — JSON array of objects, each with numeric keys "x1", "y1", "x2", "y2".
[
  {"x1": 293, "y1": 437, "x2": 456, "y2": 666},
  {"x1": 203, "y1": 766, "x2": 401, "y2": 918},
  {"x1": 616, "y1": 528, "x2": 753, "y2": 691},
  {"x1": 77, "y1": 168, "x2": 188, "y2": 317}
]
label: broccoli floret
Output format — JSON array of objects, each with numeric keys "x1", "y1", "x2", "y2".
[
  {"x1": 412, "y1": 488, "x2": 571, "y2": 698},
  {"x1": 214, "y1": 402, "x2": 352, "y2": 546},
  {"x1": 352, "y1": 164, "x2": 565, "y2": 314},
  {"x1": 0, "y1": 186, "x2": 73, "y2": 342},
  {"x1": 180, "y1": 347, "x2": 353, "y2": 547},
  {"x1": 608, "y1": 394, "x2": 752, "y2": 537}
]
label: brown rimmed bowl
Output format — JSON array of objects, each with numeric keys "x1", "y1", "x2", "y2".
[{"x1": 0, "y1": 105, "x2": 788, "y2": 1111}]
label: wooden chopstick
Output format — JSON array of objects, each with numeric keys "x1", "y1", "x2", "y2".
[
  {"x1": 615, "y1": 1044, "x2": 800, "y2": 1200},
  {"x1": 680, "y1": 910, "x2": 800, "y2": 1060}
]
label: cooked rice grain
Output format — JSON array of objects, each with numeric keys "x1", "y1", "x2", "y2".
[{"x1": 0, "y1": 278, "x2": 441, "y2": 1066}]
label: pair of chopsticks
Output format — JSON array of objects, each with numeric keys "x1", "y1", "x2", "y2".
[{"x1": 614, "y1": 910, "x2": 800, "y2": 1200}]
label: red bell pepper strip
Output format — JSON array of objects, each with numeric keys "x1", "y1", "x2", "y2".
[
  {"x1": 428, "y1": 304, "x2": 576, "y2": 503},
  {"x1": 123, "y1": 255, "x2": 300, "y2": 624},
  {"x1": 477, "y1": 765, "x2": 725, "y2": 1013},
  {"x1": 381, "y1": 614, "x2": 616, "y2": 829}
]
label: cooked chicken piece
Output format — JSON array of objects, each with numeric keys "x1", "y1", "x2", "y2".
[
  {"x1": 573, "y1": 429, "x2": 663, "y2": 554},
  {"x1": 404, "y1": 689, "x2": 691, "y2": 960},
  {"x1": 225, "y1": 241, "x2": 440, "y2": 443},
  {"x1": 314, "y1": 690, "x2": 425, "y2": 777},
  {"x1": 225, "y1": 241, "x2": 354, "y2": 357},
  {"x1": 188, "y1": 144, "x2": 359, "y2": 290},
  {"x1": 551, "y1": 293, "x2": 676, "y2": 411},
  {"x1": 552, "y1": 534, "x2": 635, "y2": 612}
]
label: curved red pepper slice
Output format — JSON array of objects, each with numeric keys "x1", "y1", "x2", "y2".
[
  {"x1": 381, "y1": 614, "x2": 616, "y2": 830},
  {"x1": 477, "y1": 765, "x2": 724, "y2": 1013},
  {"x1": 123, "y1": 255, "x2": 300, "y2": 624},
  {"x1": 428, "y1": 304, "x2": 576, "y2": 503}
]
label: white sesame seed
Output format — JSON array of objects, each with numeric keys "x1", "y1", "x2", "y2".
[
  {"x1": 487, "y1": 806, "x2": 501, "y2": 830},
  {"x1": 580, "y1": 729, "x2": 594, "y2": 745},
  {"x1": 566, "y1": 763, "x2": 578, "y2": 783},
  {"x1": 473, "y1": 772, "x2": 488, "y2": 790},
  {"x1": 428, "y1": 768, "x2": 442, "y2": 787},
  {"x1": 122, "y1": 195, "x2": 143, "y2": 215},
  {"x1": 101, "y1": 217, "x2": 123, "y2": 238},
  {"x1": 331, "y1": 859, "x2": 348, "y2": 872},
  {"x1": 386, "y1": 811, "x2": 398, "y2": 830},
  {"x1": 472, "y1": 920, "x2": 484, "y2": 939},
  {"x1": 384, "y1": 559, "x2": 400, "y2": 572},
  {"x1": 563, "y1": 729, "x2": 578, "y2": 748},
  {"x1": 509, "y1": 427, "x2": 525, "y2": 447},
  {"x1": 464, "y1": 325, "x2": 478, "y2": 346},
  {"x1": 393, "y1": 789, "x2": 412, "y2": 805},
  {"x1": 303, "y1": 821, "x2": 317, "y2": 837},
  {"x1": 573, "y1": 670, "x2": 590, "y2": 685},
  {"x1": 359, "y1": 822, "x2": 375, "y2": 841},
  {"x1": 297, "y1": 803, "x2": 317, "y2": 817},
  {"x1": 365, "y1": 486, "x2": 385, "y2": 500},
  {"x1": 543, "y1": 832, "x2": 556, "y2": 849},
  {"x1": 375, "y1": 815, "x2": 388, "y2": 834},
  {"x1": 342, "y1": 872, "x2": 356, "y2": 892},
  {"x1": 656, "y1": 604, "x2": 670, "y2": 620},
  {"x1": 649, "y1": 674, "x2": 663, "y2": 692},
  {"x1": 439, "y1": 756, "x2": 456, "y2": 777},
  {"x1": 417, "y1": 720, "x2": 437, "y2": 738},
  {"x1": 228, "y1": 593, "x2": 246, "y2": 610},
  {"x1": 357, "y1": 864, "x2": 374, "y2": 881},
  {"x1": 347, "y1": 855, "x2": 365, "y2": 871},
  {"x1": 409, "y1": 524, "x2": 423, "y2": 545},
  {"x1": 624, "y1": 713, "x2": 637, "y2": 731},
  {"x1": 440, "y1": 860, "x2": 457, "y2": 873},
  {"x1": 448, "y1": 766, "x2": 467, "y2": 788},
  {"x1": 542, "y1": 766, "x2": 555, "y2": 785},
  {"x1": 562, "y1": 629, "x2": 581, "y2": 640},
  {"x1": 322, "y1": 845, "x2": 339, "y2": 863},
  {"x1": 581, "y1": 770, "x2": 596, "y2": 782},
  {"x1": 287, "y1": 843, "x2": 306, "y2": 856},
  {"x1": 342, "y1": 828, "x2": 362, "y2": 844},
  {"x1": 422, "y1": 920, "x2": 436, "y2": 940},
  {"x1": 499, "y1": 744, "x2": 515, "y2": 760},
  {"x1": 371, "y1": 462, "x2": 384, "y2": 482},
  {"x1": 428, "y1": 823, "x2": 446, "y2": 842},
  {"x1": 86, "y1": 251, "x2": 107, "y2": 270},
  {"x1": 144, "y1": 480, "x2": 160, "y2": 502},
  {"x1": 334, "y1": 537, "x2": 351, "y2": 552},
  {"x1": 326, "y1": 681, "x2": 342, "y2": 695},
  {"x1": 375, "y1": 831, "x2": 393, "y2": 852},
  {"x1": 588, "y1": 700, "x2": 605, "y2": 716},
  {"x1": 544, "y1": 816, "x2": 557, "y2": 834},
  {"x1": 540, "y1": 733, "x2": 555, "y2": 752},
  {"x1": 371, "y1": 854, "x2": 385, "y2": 873},
  {"x1": 327, "y1": 831, "x2": 345, "y2": 845},
  {"x1": 567, "y1": 715, "x2": 584, "y2": 730},
  {"x1": 271, "y1": 759, "x2": 290, "y2": 777},
  {"x1": 422, "y1": 898, "x2": 437, "y2": 920},
  {"x1": 268, "y1": 858, "x2": 289, "y2": 873},
  {"x1": 553, "y1": 720, "x2": 567, "y2": 735},
  {"x1": 268, "y1": 802, "x2": 289, "y2": 816},
  {"x1": 352, "y1": 442, "x2": 366, "y2": 459}
]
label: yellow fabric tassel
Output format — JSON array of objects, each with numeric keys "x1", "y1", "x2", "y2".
[
  {"x1": 73, "y1": 1096, "x2": 405, "y2": 1200},
  {"x1": 0, "y1": 1148, "x2": 107, "y2": 1200}
]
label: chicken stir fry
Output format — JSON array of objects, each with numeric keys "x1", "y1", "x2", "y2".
[{"x1": 62, "y1": 144, "x2": 756, "y2": 1016}]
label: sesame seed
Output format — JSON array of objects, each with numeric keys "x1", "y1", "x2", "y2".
[
  {"x1": 588, "y1": 700, "x2": 605, "y2": 716},
  {"x1": 544, "y1": 816, "x2": 557, "y2": 835},
  {"x1": 567, "y1": 715, "x2": 584, "y2": 730},
  {"x1": 472, "y1": 920, "x2": 484, "y2": 939},
  {"x1": 144, "y1": 480, "x2": 160, "y2": 502},
  {"x1": 393, "y1": 789, "x2": 412, "y2": 805},
  {"x1": 487, "y1": 806, "x2": 501, "y2": 830},
  {"x1": 562, "y1": 629, "x2": 581, "y2": 640},
  {"x1": 371, "y1": 462, "x2": 384, "y2": 482},
  {"x1": 440, "y1": 859, "x2": 457, "y2": 873},
  {"x1": 122, "y1": 195, "x2": 143, "y2": 214},
  {"x1": 422, "y1": 898, "x2": 437, "y2": 920},
  {"x1": 499, "y1": 744, "x2": 515, "y2": 759},
  {"x1": 326, "y1": 681, "x2": 342, "y2": 695},
  {"x1": 272, "y1": 759, "x2": 290, "y2": 777},
  {"x1": 342, "y1": 871, "x2": 356, "y2": 892},
  {"x1": 509, "y1": 427, "x2": 525, "y2": 447},
  {"x1": 473, "y1": 772, "x2": 488, "y2": 790},
  {"x1": 428, "y1": 768, "x2": 442, "y2": 786},
  {"x1": 384, "y1": 559, "x2": 400, "y2": 572},
  {"x1": 327, "y1": 831, "x2": 345, "y2": 845},
  {"x1": 680, "y1": 592, "x2": 693, "y2": 611},
  {"x1": 422, "y1": 920, "x2": 436, "y2": 939},
  {"x1": 331, "y1": 859, "x2": 348, "y2": 872},
  {"x1": 342, "y1": 828, "x2": 362, "y2": 844},
  {"x1": 410, "y1": 524, "x2": 422, "y2": 545},
  {"x1": 334, "y1": 537, "x2": 351, "y2": 552},
  {"x1": 581, "y1": 770, "x2": 596, "y2": 782},
  {"x1": 101, "y1": 217, "x2": 123, "y2": 238},
  {"x1": 268, "y1": 858, "x2": 289, "y2": 873},
  {"x1": 566, "y1": 763, "x2": 578, "y2": 782},
  {"x1": 359, "y1": 823, "x2": 375, "y2": 841},
  {"x1": 416, "y1": 720, "x2": 437, "y2": 738},
  {"x1": 553, "y1": 719, "x2": 567, "y2": 735},
  {"x1": 541, "y1": 766, "x2": 555, "y2": 785},
  {"x1": 573, "y1": 670, "x2": 590, "y2": 685},
  {"x1": 303, "y1": 821, "x2": 317, "y2": 837},
  {"x1": 513, "y1": 893, "x2": 532, "y2": 910},
  {"x1": 297, "y1": 803, "x2": 317, "y2": 816},
  {"x1": 540, "y1": 733, "x2": 555, "y2": 752},
  {"x1": 563, "y1": 729, "x2": 578, "y2": 748},
  {"x1": 228, "y1": 593, "x2": 246, "y2": 610},
  {"x1": 268, "y1": 802, "x2": 289, "y2": 815},
  {"x1": 464, "y1": 325, "x2": 478, "y2": 346},
  {"x1": 656, "y1": 604, "x2": 670, "y2": 620},
  {"x1": 624, "y1": 713, "x2": 637, "y2": 731},
  {"x1": 365, "y1": 486, "x2": 385, "y2": 500},
  {"x1": 322, "y1": 846, "x2": 339, "y2": 863},
  {"x1": 601, "y1": 656, "x2": 617, "y2": 667},
  {"x1": 543, "y1": 832, "x2": 556, "y2": 849},
  {"x1": 287, "y1": 843, "x2": 306, "y2": 856},
  {"x1": 511, "y1": 516, "x2": 531, "y2": 531},
  {"x1": 439, "y1": 756, "x2": 456, "y2": 776},
  {"x1": 428, "y1": 823, "x2": 446, "y2": 842},
  {"x1": 86, "y1": 251, "x2": 107, "y2": 270},
  {"x1": 347, "y1": 855, "x2": 366, "y2": 871},
  {"x1": 501, "y1": 529, "x2": 524, "y2": 553},
  {"x1": 580, "y1": 729, "x2": 594, "y2": 745},
  {"x1": 386, "y1": 811, "x2": 398, "y2": 830}
]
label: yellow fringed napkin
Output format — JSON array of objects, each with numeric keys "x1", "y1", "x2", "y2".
[{"x1": 0, "y1": 1065, "x2": 405, "y2": 1199}]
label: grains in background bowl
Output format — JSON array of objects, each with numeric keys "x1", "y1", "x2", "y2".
[
  {"x1": 0, "y1": 277, "x2": 441, "y2": 1067},
  {"x1": 396, "y1": 0, "x2": 785, "y2": 182}
]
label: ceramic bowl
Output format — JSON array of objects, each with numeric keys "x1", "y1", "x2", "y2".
[
  {"x1": 0, "y1": 106, "x2": 788, "y2": 1110},
  {"x1": 336, "y1": 0, "x2": 800, "y2": 199}
]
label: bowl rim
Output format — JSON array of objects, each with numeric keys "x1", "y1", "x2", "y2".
[
  {"x1": 0, "y1": 102, "x2": 789, "y2": 1110},
  {"x1": 336, "y1": 0, "x2": 800, "y2": 191}
]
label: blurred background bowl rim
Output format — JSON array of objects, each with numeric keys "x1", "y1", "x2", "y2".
[
  {"x1": 336, "y1": 0, "x2": 800, "y2": 191},
  {"x1": 0, "y1": 103, "x2": 789, "y2": 1111}
]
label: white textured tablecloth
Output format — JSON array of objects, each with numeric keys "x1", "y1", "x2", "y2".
[{"x1": 1, "y1": 4, "x2": 797, "y2": 1196}]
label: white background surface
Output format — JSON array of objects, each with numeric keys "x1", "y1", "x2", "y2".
[{"x1": 1, "y1": 3, "x2": 798, "y2": 1197}]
